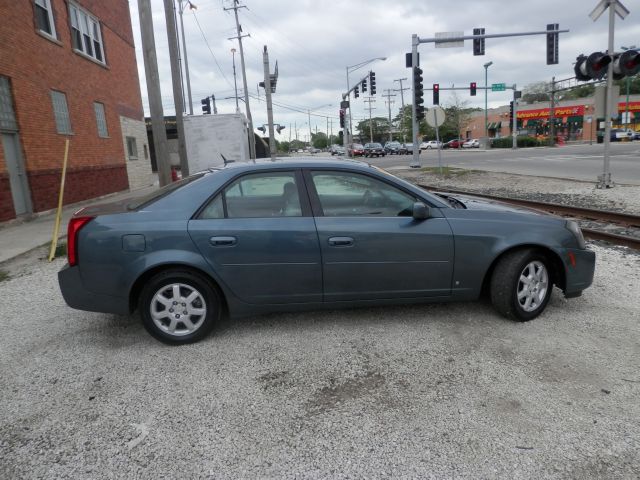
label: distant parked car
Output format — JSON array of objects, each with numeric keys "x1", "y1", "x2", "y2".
[
  {"x1": 296, "y1": 149, "x2": 304, "y2": 153},
  {"x1": 349, "y1": 143, "x2": 365, "y2": 157},
  {"x1": 610, "y1": 129, "x2": 634, "y2": 141},
  {"x1": 331, "y1": 145, "x2": 346, "y2": 156},
  {"x1": 420, "y1": 140, "x2": 442, "y2": 150},
  {"x1": 364, "y1": 143, "x2": 385, "y2": 157},
  {"x1": 462, "y1": 139, "x2": 480, "y2": 148},
  {"x1": 58, "y1": 158, "x2": 595, "y2": 344},
  {"x1": 443, "y1": 139, "x2": 464, "y2": 149},
  {"x1": 384, "y1": 141, "x2": 407, "y2": 155},
  {"x1": 403, "y1": 143, "x2": 416, "y2": 154}
]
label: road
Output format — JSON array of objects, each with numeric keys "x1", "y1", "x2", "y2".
[{"x1": 363, "y1": 142, "x2": 640, "y2": 185}]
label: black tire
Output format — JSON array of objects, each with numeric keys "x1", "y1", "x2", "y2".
[
  {"x1": 139, "y1": 269, "x2": 220, "y2": 344},
  {"x1": 490, "y1": 249, "x2": 553, "y2": 322}
]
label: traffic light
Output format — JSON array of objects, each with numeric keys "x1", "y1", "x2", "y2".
[
  {"x1": 362, "y1": 78, "x2": 367, "y2": 93},
  {"x1": 473, "y1": 28, "x2": 485, "y2": 56},
  {"x1": 257, "y1": 125, "x2": 266, "y2": 133},
  {"x1": 574, "y1": 52, "x2": 611, "y2": 81},
  {"x1": 354, "y1": 85, "x2": 359, "y2": 99},
  {"x1": 276, "y1": 125, "x2": 285, "y2": 134},
  {"x1": 432, "y1": 83, "x2": 439, "y2": 106},
  {"x1": 612, "y1": 49, "x2": 640, "y2": 79},
  {"x1": 201, "y1": 97, "x2": 211, "y2": 114},
  {"x1": 413, "y1": 66, "x2": 424, "y2": 120},
  {"x1": 509, "y1": 101, "x2": 514, "y2": 121},
  {"x1": 369, "y1": 71, "x2": 376, "y2": 95},
  {"x1": 470, "y1": 82, "x2": 477, "y2": 96},
  {"x1": 546, "y1": 23, "x2": 559, "y2": 65},
  {"x1": 339, "y1": 109, "x2": 345, "y2": 128}
]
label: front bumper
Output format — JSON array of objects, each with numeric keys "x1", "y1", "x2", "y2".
[
  {"x1": 563, "y1": 248, "x2": 596, "y2": 296},
  {"x1": 58, "y1": 264, "x2": 130, "y2": 315}
]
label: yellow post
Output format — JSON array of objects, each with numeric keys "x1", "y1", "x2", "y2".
[{"x1": 48, "y1": 139, "x2": 70, "y2": 262}]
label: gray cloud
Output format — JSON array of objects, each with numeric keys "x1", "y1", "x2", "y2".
[{"x1": 130, "y1": 0, "x2": 639, "y2": 139}]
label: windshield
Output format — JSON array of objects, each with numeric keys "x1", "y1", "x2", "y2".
[{"x1": 127, "y1": 172, "x2": 208, "y2": 210}]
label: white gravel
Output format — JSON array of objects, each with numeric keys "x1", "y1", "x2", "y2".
[
  {"x1": 1, "y1": 243, "x2": 639, "y2": 479},
  {"x1": 392, "y1": 168, "x2": 640, "y2": 215}
]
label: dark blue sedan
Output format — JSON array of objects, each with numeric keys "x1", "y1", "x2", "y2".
[{"x1": 58, "y1": 159, "x2": 595, "y2": 344}]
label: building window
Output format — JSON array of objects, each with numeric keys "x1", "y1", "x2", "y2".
[
  {"x1": 50, "y1": 90, "x2": 72, "y2": 135},
  {"x1": 69, "y1": 3, "x2": 105, "y2": 64},
  {"x1": 35, "y1": 0, "x2": 57, "y2": 38},
  {"x1": 0, "y1": 76, "x2": 18, "y2": 131},
  {"x1": 93, "y1": 102, "x2": 108, "y2": 137},
  {"x1": 126, "y1": 136, "x2": 138, "y2": 161}
]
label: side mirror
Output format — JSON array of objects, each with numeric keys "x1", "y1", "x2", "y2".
[{"x1": 412, "y1": 202, "x2": 430, "y2": 220}]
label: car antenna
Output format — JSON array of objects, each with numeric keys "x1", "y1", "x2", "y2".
[{"x1": 220, "y1": 153, "x2": 233, "y2": 166}]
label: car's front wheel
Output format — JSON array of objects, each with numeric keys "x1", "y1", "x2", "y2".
[
  {"x1": 490, "y1": 249, "x2": 553, "y2": 321},
  {"x1": 139, "y1": 269, "x2": 220, "y2": 344}
]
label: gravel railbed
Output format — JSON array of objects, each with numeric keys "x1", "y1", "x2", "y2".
[
  {"x1": 1, "y1": 243, "x2": 639, "y2": 479},
  {"x1": 392, "y1": 169, "x2": 640, "y2": 241},
  {"x1": 392, "y1": 168, "x2": 640, "y2": 215}
]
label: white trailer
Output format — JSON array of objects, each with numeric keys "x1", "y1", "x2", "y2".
[{"x1": 183, "y1": 114, "x2": 249, "y2": 172}]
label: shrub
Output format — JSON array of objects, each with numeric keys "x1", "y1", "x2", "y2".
[{"x1": 490, "y1": 136, "x2": 543, "y2": 148}]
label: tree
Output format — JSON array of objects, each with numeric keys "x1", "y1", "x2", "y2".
[
  {"x1": 311, "y1": 132, "x2": 329, "y2": 149},
  {"x1": 277, "y1": 141, "x2": 290, "y2": 153},
  {"x1": 355, "y1": 116, "x2": 389, "y2": 143},
  {"x1": 522, "y1": 81, "x2": 551, "y2": 103}
]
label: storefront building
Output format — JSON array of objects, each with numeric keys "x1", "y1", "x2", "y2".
[{"x1": 465, "y1": 95, "x2": 640, "y2": 142}]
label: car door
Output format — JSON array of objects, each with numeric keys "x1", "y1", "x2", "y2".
[
  {"x1": 188, "y1": 170, "x2": 322, "y2": 305},
  {"x1": 304, "y1": 169, "x2": 454, "y2": 302}
]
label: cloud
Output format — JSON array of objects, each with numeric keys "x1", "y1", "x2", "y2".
[{"x1": 130, "y1": 0, "x2": 639, "y2": 138}]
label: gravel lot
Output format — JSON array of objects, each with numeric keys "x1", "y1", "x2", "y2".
[{"x1": 1, "y1": 240, "x2": 639, "y2": 479}]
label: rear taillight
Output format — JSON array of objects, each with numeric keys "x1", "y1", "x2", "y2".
[{"x1": 67, "y1": 216, "x2": 94, "y2": 266}]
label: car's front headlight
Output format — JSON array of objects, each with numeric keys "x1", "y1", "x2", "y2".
[{"x1": 566, "y1": 220, "x2": 587, "y2": 249}]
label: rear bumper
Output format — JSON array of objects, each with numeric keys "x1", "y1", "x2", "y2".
[
  {"x1": 58, "y1": 264, "x2": 129, "y2": 315},
  {"x1": 563, "y1": 248, "x2": 596, "y2": 296}
]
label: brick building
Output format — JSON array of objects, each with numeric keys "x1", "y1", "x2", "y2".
[
  {"x1": 0, "y1": 0, "x2": 155, "y2": 222},
  {"x1": 464, "y1": 94, "x2": 640, "y2": 143}
]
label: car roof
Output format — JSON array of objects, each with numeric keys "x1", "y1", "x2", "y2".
[{"x1": 203, "y1": 157, "x2": 373, "y2": 173}]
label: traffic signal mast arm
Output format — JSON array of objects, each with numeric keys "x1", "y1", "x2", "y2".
[
  {"x1": 342, "y1": 71, "x2": 373, "y2": 99},
  {"x1": 416, "y1": 28, "x2": 569, "y2": 45}
]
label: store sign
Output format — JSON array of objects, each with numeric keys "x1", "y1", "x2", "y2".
[
  {"x1": 617, "y1": 102, "x2": 640, "y2": 112},
  {"x1": 517, "y1": 106, "x2": 585, "y2": 120}
]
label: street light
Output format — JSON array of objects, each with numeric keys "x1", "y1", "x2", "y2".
[
  {"x1": 345, "y1": 57, "x2": 387, "y2": 154},
  {"x1": 483, "y1": 61, "x2": 493, "y2": 138},
  {"x1": 176, "y1": 0, "x2": 197, "y2": 115},
  {"x1": 621, "y1": 45, "x2": 637, "y2": 128}
]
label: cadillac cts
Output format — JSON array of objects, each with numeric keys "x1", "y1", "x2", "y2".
[{"x1": 58, "y1": 159, "x2": 595, "y2": 344}]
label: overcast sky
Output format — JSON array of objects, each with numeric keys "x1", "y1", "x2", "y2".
[{"x1": 128, "y1": 0, "x2": 640, "y2": 141}]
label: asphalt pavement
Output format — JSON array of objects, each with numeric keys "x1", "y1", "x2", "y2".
[{"x1": 369, "y1": 142, "x2": 640, "y2": 185}]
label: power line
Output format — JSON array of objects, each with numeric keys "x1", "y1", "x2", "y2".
[{"x1": 191, "y1": 9, "x2": 234, "y2": 90}]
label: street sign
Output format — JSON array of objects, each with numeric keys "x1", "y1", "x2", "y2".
[
  {"x1": 434, "y1": 32, "x2": 464, "y2": 48},
  {"x1": 491, "y1": 83, "x2": 506, "y2": 91},
  {"x1": 426, "y1": 106, "x2": 445, "y2": 128}
]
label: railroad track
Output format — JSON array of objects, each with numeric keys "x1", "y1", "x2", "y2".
[{"x1": 418, "y1": 184, "x2": 640, "y2": 250}]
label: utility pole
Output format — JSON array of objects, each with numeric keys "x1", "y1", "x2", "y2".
[
  {"x1": 225, "y1": 0, "x2": 255, "y2": 160},
  {"x1": 262, "y1": 45, "x2": 275, "y2": 159},
  {"x1": 138, "y1": 0, "x2": 171, "y2": 186},
  {"x1": 177, "y1": 1, "x2": 194, "y2": 115},
  {"x1": 230, "y1": 48, "x2": 240, "y2": 113},
  {"x1": 383, "y1": 89, "x2": 396, "y2": 142},
  {"x1": 163, "y1": 0, "x2": 189, "y2": 176},
  {"x1": 364, "y1": 97, "x2": 376, "y2": 142},
  {"x1": 307, "y1": 110, "x2": 313, "y2": 146},
  {"x1": 511, "y1": 85, "x2": 518, "y2": 150},
  {"x1": 212, "y1": 94, "x2": 218, "y2": 114},
  {"x1": 393, "y1": 78, "x2": 409, "y2": 143},
  {"x1": 549, "y1": 76, "x2": 556, "y2": 146}
]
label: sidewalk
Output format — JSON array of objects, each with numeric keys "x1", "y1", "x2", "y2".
[{"x1": 0, "y1": 183, "x2": 158, "y2": 264}]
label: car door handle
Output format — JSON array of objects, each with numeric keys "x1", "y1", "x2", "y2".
[
  {"x1": 328, "y1": 236, "x2": 354, "y2": 247},
  {"x1": 209, "y1": 236, "x2": 237, "y2": 247}
]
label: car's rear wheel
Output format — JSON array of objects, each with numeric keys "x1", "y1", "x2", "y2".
[
  {"x1": 490, "y1": 249, "x2": 553, "y2": 321},
  {"x1": 139, "y1": 269, "x2": 220, "y2": 344}
]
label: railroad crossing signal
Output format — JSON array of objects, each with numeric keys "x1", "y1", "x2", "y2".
[{"x1": 575, "y1": 52, "x2": 612, "y2": 80}]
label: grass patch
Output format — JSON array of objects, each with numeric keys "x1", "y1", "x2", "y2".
[
  {"x1": 52, "y1": 242, "x2": 67, "y2": 259},
  {"x1": 0, "y1": 270, "x2": 9, "y2": 282},
  {"x1": 420, "y1": 166, "x2": 475, "y2": 178}
]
